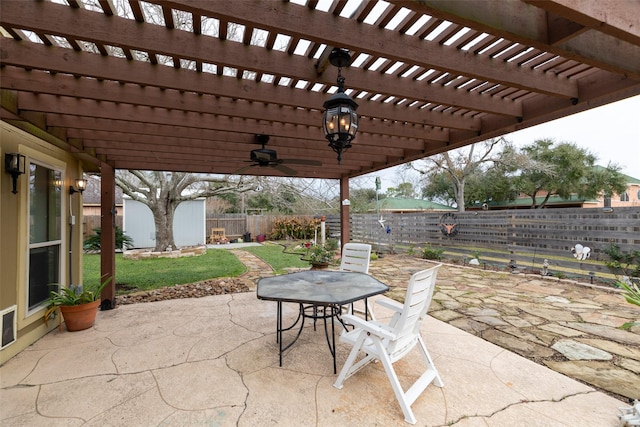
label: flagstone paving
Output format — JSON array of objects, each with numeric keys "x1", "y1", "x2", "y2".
[{"x1": 364, "y1": 254, "x2": 640, "y2": 401}]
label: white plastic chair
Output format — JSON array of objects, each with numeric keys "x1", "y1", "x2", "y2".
[
  {"x1": 339, "y1": 243, "x2": 373, "y2": 319},
  {"x1": 333, "y1": 264, "x2": 443, "y2": 425},
  {"x1": 339, "y1": 243, "x2": 371, "y2": 274}
]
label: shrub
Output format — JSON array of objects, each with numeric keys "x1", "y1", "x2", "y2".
[
  {"x1": 269, "y1": 217, "x2": 321, "y2": 240},
  {"x1": 421, "y1": 245, "x2": 444, "y2": 260},
  {"x1": 325, "y1": 238, "x2": 339, "y2": 252},
  {"x1": 603, "y1": 243, "x2": 640, "y2": 281},
  {"x1": 604, "y1": 243, "x2": 640, "y2": 330},
  {"x1": 308, "y1": 244, "x2": 335, "y2": 264},
  {"x1": 84, "y1": 226, "x2": 134, "y2": 251}
]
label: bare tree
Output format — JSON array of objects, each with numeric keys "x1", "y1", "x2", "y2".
[
  {"x1": 115, "y1": 171, "x2": 255, "y2": 251},
  {"x1": 409, "y1": 138, "x2": 507, "y2": 211}
]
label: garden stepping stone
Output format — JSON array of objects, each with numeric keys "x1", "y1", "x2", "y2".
[
  {"x1": 551, "y1": 339, "x2": 613, "y2": 361},
  {"x1": 544, "y1": 361, "x2": 640, "y2": 399},
  {"x1": 539, "y1": 324, "x2": 584, "y2": 337}
]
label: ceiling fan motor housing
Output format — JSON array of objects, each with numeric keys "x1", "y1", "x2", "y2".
[{"x1": 251, "y1": 148, "x2": 278, "y2": 164}]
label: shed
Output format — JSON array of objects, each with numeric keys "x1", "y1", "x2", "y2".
[{"x1": 123, "y1": 198, "x2": 206, "y2": 249}]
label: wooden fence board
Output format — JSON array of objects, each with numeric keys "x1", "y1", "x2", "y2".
[{"x1": 328, "y1": 207, "x2": 639, "y2": 281}]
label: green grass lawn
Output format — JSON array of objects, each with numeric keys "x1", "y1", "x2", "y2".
[
  {"x1": 241, "y1": 242, "x2": 310, "y2": 273},
  {"x1": 83, "y1": 249, "x2": 245, "y2": 291},
  {"x1": 82, "y1": 243, "x2": 311, "y2": 293}
]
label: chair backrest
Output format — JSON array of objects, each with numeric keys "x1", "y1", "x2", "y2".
[
  {"x1": 387, "y1": 263, "x2": 441, "y2": 358},
  {"x1": 339, "y1": 243, "x2": 371, "y2": 274}
]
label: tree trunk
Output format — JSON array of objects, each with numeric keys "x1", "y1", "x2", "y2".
[
  {"x1": 454, "y1": 182, "x2": 466, "y2": 212},
  {"x1": 537, "y1": 193, "x2": 552, "y2": 209},
  {"x1": 153, "y1": 204, "x2": 177, "y2": 252}
]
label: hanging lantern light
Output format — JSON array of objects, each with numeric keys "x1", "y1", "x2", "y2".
[{"x1": 322, "y1": 48, "x2": 358, "y2": 164}]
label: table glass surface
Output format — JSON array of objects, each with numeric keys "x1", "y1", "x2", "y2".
[{"x1": 257, "y1": 270, "x2": 388, "y2": 305}]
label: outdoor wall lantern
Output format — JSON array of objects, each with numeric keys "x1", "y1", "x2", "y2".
[
  {"x1": 322, "y1": 48, "x2": 358, "y2": 164},
  {"x1": 5, "y1": 153, "x2": 26, "y2": 194},
  {"x1": 69, "y1": 178, "x2": 87, "y2": 195}
]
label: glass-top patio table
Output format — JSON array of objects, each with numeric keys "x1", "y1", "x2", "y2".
[{"x1": 257, "y1": 270, "x2": 389, "y2": 373}]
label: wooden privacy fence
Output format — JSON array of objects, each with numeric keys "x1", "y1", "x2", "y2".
[
  {"x1": 207, "y1": 214, "x2": 317, "y2": 241},
  {"x1": 83, "y1": 215, "x2": 123, "y2": 239},
  {"x1": 206, "y1": 214, "x2": 247, "y2": 241},
  {"x1": 330, "y1": 207, "x2": 639, "y2": 279}
]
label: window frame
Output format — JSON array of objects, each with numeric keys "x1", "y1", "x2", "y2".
[{"x1": 24, "y1": 158, "x2": 65, "y2": 317}]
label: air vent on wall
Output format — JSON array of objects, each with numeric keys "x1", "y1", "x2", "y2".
[{"x1": 1, "y1": 305, "x2": 17, "y2": 350}]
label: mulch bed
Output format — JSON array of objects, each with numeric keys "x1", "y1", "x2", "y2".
[{"x1": 116, "y1": 278, "x2": 251, "y2": 305}]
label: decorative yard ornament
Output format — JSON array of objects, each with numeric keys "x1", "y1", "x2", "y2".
[
  {"x1": 571, "y1": 244, "x2": 591, "y2": 260},
  {"x1": 439, "y1": 213, "x2": 459, "y2": 237}
]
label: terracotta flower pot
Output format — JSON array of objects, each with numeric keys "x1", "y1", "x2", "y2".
[
  {"x1": 60, "y1": 300, "x2": 100, "y2": 331},
  {"x1": 311, "y1": 262, "x2": 330, "y2": 270}
]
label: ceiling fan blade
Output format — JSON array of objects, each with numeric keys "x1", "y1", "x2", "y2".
[
  {"x1": 273, "y1": 164, "x2": 298, "y2": 176},
  {"x1": 232, "y1": 164, "x2": 255, "y2": 175},
  {"x1": 280, "y1": 159, "x2": 322, "y2": 166}
]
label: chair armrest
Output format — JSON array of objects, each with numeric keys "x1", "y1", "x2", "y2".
[
  {"x1": 341, "y1": 314, "x2": 396, "y2": 340},
  {"x1": 376, "y1": 298, "x2": 403, "y2": 313}
]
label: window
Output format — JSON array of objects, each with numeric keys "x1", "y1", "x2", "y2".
[
  {"x1": 28, "y1": 162, "x2": 62, "y2": 311},
  {"x1": 620, "y1": 192, "x2": 629, "y2": 202}
]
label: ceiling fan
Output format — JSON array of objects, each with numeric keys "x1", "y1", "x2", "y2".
[{"x1": 234, "y1": 134, "x2": 321, "y2": 176}]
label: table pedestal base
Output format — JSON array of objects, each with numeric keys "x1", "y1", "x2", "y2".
[{"x1": 276, "y1": 302, "x2": 341, "y2": 374}]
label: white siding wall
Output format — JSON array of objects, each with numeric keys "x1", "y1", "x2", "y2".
[
  {"x1": 123, "y1": 198, "x2": 205, "y2": 248},
  {"x1": 174, "y1": 199, "x2": 206, "y2": 247}
]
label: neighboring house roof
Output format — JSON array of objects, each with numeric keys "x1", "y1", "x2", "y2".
[
  {"x1": 627, "y1": 175, "x2": 640, "y2": 185},
  {"x1": 376, "y1": 198, "x2": 456, "y2": 212},
  {"x1": 591, "y1": 165, "x2": 640, "y2": 184},
  {"x1": 82, "y1": 176, "x2": 124, "y2": 205},
  {"x1": 477, "y1": 194, "x2": 598, "y2": 210}
]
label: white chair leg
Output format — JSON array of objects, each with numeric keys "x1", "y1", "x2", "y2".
[
  {"x1": 372, "y1": 338, "x2": 417, "y2": 425},
  {"x1": 417, "y1": 336, "x2": 443, "y2": 388},
  {"x1": 334, "y1": 333, "x2": 373, "y2": 389}
]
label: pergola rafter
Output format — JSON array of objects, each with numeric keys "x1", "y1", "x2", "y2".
[{"x1": 1, "y1": 0, "x2": 638, "y2": 179}]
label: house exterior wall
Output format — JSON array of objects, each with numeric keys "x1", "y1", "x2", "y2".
[
  {"x1": 1, "y1": 121, "x2": 85, "y2": 365},
  {"x1": 594, "y1": 183, "x2": 640, "y2": 208}
]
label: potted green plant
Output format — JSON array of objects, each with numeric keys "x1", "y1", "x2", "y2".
[
  {"x1": 45, "y1": 275, "x2": 111, "y2": 331},
  {"x1": 308, "y1": 245, "x2": 334, "y2": 269},
  {"x1": 307, "y1": 239, "x2": 339, "y2": 269}
]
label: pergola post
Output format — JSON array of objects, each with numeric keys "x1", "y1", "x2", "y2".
[
  {"x1": 340, "y1": 177, "x2": 350, "y2": 251},
  {"x1": 100, "y1": 163, "x2": 116, "y2": 310}
]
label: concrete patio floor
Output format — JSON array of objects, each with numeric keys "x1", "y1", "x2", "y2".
[{"x1": 0, "y1": 289, "x2": 627, "y2": 426}]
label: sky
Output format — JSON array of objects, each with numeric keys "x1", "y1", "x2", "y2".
[
  {"x1": 362, "y1": 94, "x2": 640, "y2": 191},
  {"x1": 505, "y1": 95, "x2": 640, "y2": 179}
]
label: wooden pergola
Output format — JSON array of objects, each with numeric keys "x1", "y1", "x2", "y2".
[{"x1": 2, "y1": 0, "x2": 639, "y2": 305}]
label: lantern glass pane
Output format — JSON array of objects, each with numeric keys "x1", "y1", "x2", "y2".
[
  {"x1": 339, "y1": 107, "x2": 353, "y2": 133},
  {"x1": 349, "y1": 112, "x2": 358, "y2": 136},
  {"x1": 323, "y1": 107, "x2": 340, "y2": 136}
]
